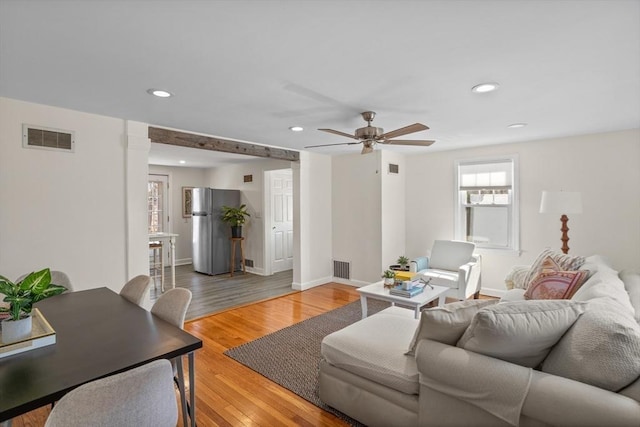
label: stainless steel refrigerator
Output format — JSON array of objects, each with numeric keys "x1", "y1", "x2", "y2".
[{"x1": 191, "y1": 188, "x2": 240, "y2": 275}]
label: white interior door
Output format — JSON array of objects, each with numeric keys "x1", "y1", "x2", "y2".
[{"x1": 270, "y1": 170, "x2": 293, "y2": 273}]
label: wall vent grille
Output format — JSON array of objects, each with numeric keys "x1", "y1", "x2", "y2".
[
  {"x1": 333, "y1": 260, "x2": 351, "y2": 279},
  {"x1": 22, "y1": 124, "x2": 75, "y2": 152},
  {"x1": 245, "y1": 259, "x2": 254, "y2": 268},
  {"x1": 389, "y1": 163, "x2": 399, "y2": 174}
]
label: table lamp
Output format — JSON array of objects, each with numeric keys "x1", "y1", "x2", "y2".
[{"x1": 539, "y1": 191, "x2": 582, "y2": 254}]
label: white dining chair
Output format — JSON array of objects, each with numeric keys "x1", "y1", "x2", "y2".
[
  {"x1": 44, "y1": 359, "x2": 177, "y2": 427},
  {"x1": 119, "y1": 275, "x2": 152, "y2": 307},
  {"x1": 151, "y1": 288, "x2": 193, "y2": 427}
]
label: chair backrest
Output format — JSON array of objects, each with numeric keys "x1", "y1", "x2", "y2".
[
  {"x1": 119, "y1": 275, "x2": 152, "y2": 307},
  {"x1": 151, "y1": 288, "x2": 192, "y2": 329},
  {"x1": 16, "y1": 270, "x2": 73, "y2": 292},
  {"x1": 44, "y1": 359, "x2": 177, "y2": 427},
  {"x1": 429, "y1": 240, "x2": 476, "y2": 271}
]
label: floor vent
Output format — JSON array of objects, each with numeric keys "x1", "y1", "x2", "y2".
[
  {"x1": 389, "y1": 163, "x2": 399, "y2": 174},
  {"x1": 23, "y1": 124, "x2": 75, "y2": 152},
  {"x1": 333, "y1": 260, "x2": 351, "y2": 280},
  {"x1": 245, "y1": 259, "x2": 254, "y2": 268}
]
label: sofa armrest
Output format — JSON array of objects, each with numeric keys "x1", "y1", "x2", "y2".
[
  {"x1": 410, "y1": 256, "x2": 429, "y2": 273},
  {"x1": 523, "y1": 370, "x2": 640, "y2": 427},
  {"x1": 416, "y1": 340, "x2": 640, "y2": 427},
  {"x1": 416, "y1": 339, "x2": 531, "y2": 425}
]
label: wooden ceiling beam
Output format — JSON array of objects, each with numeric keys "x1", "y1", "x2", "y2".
[{"x1": 148, "y1": 126, "x2": 300, "y2": 162}]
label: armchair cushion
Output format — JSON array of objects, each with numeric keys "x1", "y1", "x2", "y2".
[
  {"x1": 457, "y1": 300, "x2": 586, "y2": 368},
  {"x1": 428, "y1": 240, "x2": 475, "y2": 271}
]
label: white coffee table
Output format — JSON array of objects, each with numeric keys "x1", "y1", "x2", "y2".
[{"x1": 357, "y1": 280, "x2": 450, "y2": 319}]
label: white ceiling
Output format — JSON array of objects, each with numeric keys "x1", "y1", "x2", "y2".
[{"x1": 1, "y1": 0, "x2": 639, "y2": 168}]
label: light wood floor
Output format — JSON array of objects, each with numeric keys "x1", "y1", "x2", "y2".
[
  {"x1": 11, "y1": 283, "x2": 359, "y2": 427},
  {"x1": 150, "y1": 265, "x2": 296, "y2": 320}
]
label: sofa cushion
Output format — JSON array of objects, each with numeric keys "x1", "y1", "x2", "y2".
[
  {"x1": 405, "y1": 299, "x2": 498, "y2": 355},
  {"x1": 542, "y1": 302, "x2": 640, "y2": 391},
  {"x1": 457, "y1": 300, "x2": 585, "y2": 368},
  {"x1": 524, "y1": 249, "x2": 585, "y2": 289},
  {"x1": 524, "y1": 269, "x2": 589, "y2": 300},
  {"x1": 321, "y1": 306, "x2": 420, "y2": 395},
  {"x1": 619, "y1": 270, "x2": 640, "y2": 323},
  {"x1": 571, "y1": 256, "x2": 635, "y2": 313}
]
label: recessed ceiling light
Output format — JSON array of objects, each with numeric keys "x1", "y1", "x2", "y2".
[
  {"x1": 289, "y1": 126, "x2": 304, "y2": 132},
  {"x1": 471, "y1": 82, "x2": 500, "y2": 93},
  {"x1": 507, "y1": 123, "x2": 527, "y2": 129},
  {"x1": 147, "y1": 88, "x2": 173, "y2": 98},
  {"x1": 179, "y1": 160, "x2": 186, "y2": 164}
]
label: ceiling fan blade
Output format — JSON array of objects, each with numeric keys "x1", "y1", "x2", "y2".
[
  {"x1": 379, "y1": 123, "x2": 429, "y2": 140},
  {"x1": 382, "y1": 139, "x2": 436, "y2": 146},
  {"x1": 305, "y1": 141, "x2": 361, "y2": 148},
  {"x1": 318, "y1": 128, "x2": 359, "y2": 140}
]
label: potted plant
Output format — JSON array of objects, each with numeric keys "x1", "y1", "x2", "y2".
[
  {"x1": 221, "y1": 204, "x2": 250, "y2": 238},
  {"x1": 397, "y1": 255, "x2": 410, "y2": 271},
  {"x1": 381, "y1": 270, "x2": 396, "y2": 288},
  {"x1": 0, "y1": 268, "x2": 67, "y2": 343}
]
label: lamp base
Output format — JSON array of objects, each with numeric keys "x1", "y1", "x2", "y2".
[{"x1": 560, "y1": 214, "x2": 570, "y2": 254}]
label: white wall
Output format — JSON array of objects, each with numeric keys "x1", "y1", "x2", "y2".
[
  {"x1": 380, "y1": 150, "x2": 407, "y2": 270},
  {"x1": 205, "y1": 158, "x2": 291, "y2": 273},
  {"x1": 0, "y1": 97, "x2": 129, "y2": 290},
  {"x1": 332, "y1": 152, "x2": 382, "y2": 285},
  {"x1": 406, "y1": 129, "x2": 640, "y2": 295},
  {"x1": 148, "y1": 165, "x2": 208, "y2": 265},
  {"x1": 293, "y1": 151, "x2": 333, "y2": 289}
]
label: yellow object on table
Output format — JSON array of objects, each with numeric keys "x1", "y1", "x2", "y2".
[{"x1": 394, "y1": 271, "x2": 417, "y2": 281}]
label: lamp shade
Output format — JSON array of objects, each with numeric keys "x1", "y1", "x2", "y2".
[{"x1": 539, "y1": 191, "x2": 582, "y2": 214}]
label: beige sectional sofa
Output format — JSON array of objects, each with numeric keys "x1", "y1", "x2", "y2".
[{"x1": 319, "y1": 254, "x2": 640, "y2": 426}]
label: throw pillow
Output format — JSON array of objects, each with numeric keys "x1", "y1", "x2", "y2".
[
  {"x1": 523, "y1": 249, "x2": 586, "y2": 289},
  {"x1": 457, "y1": 300, "x2": 586, "y2": 368},
  {"x1": 524, "y1": 269, "x2": 589, "y2": 300},
  {"x1": 405, "y1": 299, "x2": 498, "y2": 356},
  {"x1": 542, "y1": 303, "x2": 640, "y2": 391}
]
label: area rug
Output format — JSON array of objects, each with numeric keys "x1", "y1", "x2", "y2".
[{"x1": 223, "y1": 299, "x2": 391, "y2": 426}]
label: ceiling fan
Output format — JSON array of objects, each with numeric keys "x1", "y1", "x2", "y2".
[{"x1": 305, "y1": 111, "x2": 435, "y2": 154}]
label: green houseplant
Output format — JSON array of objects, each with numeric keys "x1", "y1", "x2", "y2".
[
  {"x1": 381, "y1": 269, "x2": 396, "y2": 287},
  {"x1": 397, "y1": 255, "x2": 410, "y2": 270},
  {"x1": 221, "y1": 204, "x2": 250, "y2": 238},
  {"x1": 0, "y1": 268, "x2": 67, "y2": 343}
]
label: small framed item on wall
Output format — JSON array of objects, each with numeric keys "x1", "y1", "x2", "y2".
[{"x1": 182, "y1": 187, "x2": 193, "y2": 218}]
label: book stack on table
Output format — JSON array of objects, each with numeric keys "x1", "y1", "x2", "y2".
[{"x1": 389, "y1": 281, "x2": 424, "y2": 298}]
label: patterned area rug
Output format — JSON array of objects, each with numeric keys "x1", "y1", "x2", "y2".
[{"x1": 224, "y1": 299, "x2": 391, "y2": 426}]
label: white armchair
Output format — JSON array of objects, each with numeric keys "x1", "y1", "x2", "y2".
[{"x1": 410, "y1": 240, "x2": 482, "y2": 300}]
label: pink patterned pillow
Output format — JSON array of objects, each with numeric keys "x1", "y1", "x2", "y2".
[{"x1": 525, "y1": 270, "x2": 589, "y2": 300}]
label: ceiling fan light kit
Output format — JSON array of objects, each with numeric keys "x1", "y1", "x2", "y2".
[{"x1": 306, "y1": 111, "x2": 435, "y2": 154}]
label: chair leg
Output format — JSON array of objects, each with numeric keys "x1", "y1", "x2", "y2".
[{"x1": 176, "y1": 356, "x2": 189, "y2": 427}]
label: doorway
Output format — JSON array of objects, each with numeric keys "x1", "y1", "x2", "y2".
[{"x1": 264, "y1": 169, "x2": 293, "y2": 275}]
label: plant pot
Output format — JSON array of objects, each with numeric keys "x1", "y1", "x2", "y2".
[
  {"x1": 383, "y1": 277, "x2": 395, "y2": 288},
  {"x1": 2, "y1": 315, "x2": 32, "y2": 344},
  {"x1": 231, "y1": 226, "x2": 243, "y2": 238}
]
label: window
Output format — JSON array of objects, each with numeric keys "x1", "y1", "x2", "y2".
[
  {"x1": 455, "y1": 157, "x2": 519, "y2": 251},
  {"x1": 148, "y1": 175, "x2": 168, "y2": 233}
]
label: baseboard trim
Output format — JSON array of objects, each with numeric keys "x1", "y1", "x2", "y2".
[
  {"x1": 332, "y1": 278, "x2": 369, "y2": 287},
  {"x1": 175, "y1": 258, "x2": 192, "y2": 266},
  {"x1": 293, "y1": 275, "x2": 333, "y2": 291}
]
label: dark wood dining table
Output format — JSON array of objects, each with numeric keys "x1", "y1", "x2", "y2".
[{"x1": 0, "y1": 287, "x2": 203, "y2": 425}]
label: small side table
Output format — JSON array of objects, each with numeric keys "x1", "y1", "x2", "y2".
[{"x1": 229, "y1": 237, "x2": 246, "y2": 277}]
